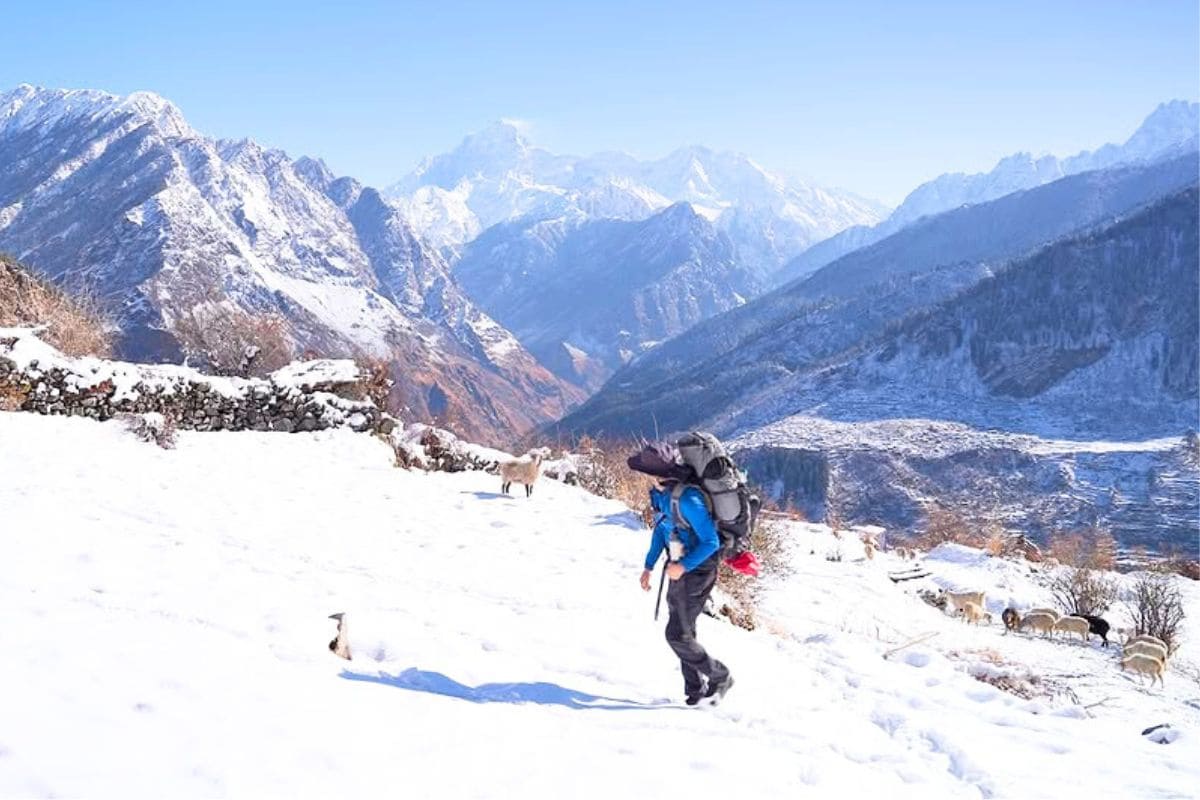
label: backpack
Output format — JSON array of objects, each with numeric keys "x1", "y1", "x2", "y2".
[{"x1": 672, "y1": 432, "x2": 761, "y2": 566}]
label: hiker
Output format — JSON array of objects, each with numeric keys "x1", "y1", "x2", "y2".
[{"x1": 633, "y1": 441, "x2": 735, "y2": 706}]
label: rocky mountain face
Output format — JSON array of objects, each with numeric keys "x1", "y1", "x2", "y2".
[
  {"x1": 453, "y1": 202, "x2": 754, "y2": 390},
  {"x1": 387, "y1": 122, "x2": 886, "y2": 277},
  {"x1": 719, "y1": 187, "x2": 1199, "y2": 439},
  {"x1": 562, "y1": 155, "x2": 1198, "y2": 439},
  {"x1": 730, "y1": 418, "x2": 1198, "y2": 556},
  {"x1": 0, "y1": 85, "x2": 583, "y2": 444},
  {"x1": 779, "y1": 100, "x2": 1199, "y2": 285}
]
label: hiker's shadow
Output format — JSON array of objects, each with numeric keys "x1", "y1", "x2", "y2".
[
  {"x1": 342, "y1": 668, "x2": 672, "y2": 711},
  {"x1": 593, "y1": 511, "x2": 644, "y2": 530}
]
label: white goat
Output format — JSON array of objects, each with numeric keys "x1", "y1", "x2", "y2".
[
  {"x1": 958, "y1": 601, "x2": 992, "y2": 625},
  {"x1": 1019, "y1": 612, "x2": 1057, "y2": 637},
  {"x1": 1053, "y1": 615, "x2": 1090, "y2": 642},
  {"x1": 500, "y1": 449, "x2": 548, "y2": 497},
  {"x1": 1124, "y1": 640, "x2": 1169, "y2": 664},
  {"x1": 1125, "y1": 633, "x2": 1168, "y2": 650},
  {"x1": 1120, "y1": 653, "x2": 1165, "y2": 687},
  {"x1": 1027, "y1": 607, "x2": 1062, "y2": 622},
  {"x1": 941, "y1": 590, "x2": 986, "y2": 614}
]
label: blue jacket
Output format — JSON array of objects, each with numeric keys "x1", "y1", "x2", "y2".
[{"x1": 643, "y1": 483, "x2": 720, "y2": 572}]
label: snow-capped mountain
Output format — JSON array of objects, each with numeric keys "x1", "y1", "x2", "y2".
[
  {"x1": 780, "y1": 100, "x2": 1200, "y2": 284},
  {"x1": 561, "y1": 154, "x2": 1199, "y2": 440},
  {"x1": 0, "y1": 85, "x2": 583, "y2": 442},
  {"x1": 721, "y1": 187, "x2": 1199, "y2": 439},
  {"x1": 453, "y1": 202, "x2": 753, "y2": 389},
  {"x1": 387, "y1": 122, "x2": 886, "y2": 275}
]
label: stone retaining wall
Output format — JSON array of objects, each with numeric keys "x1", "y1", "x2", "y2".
[{"x1": 0, "y1": 330, "x2": 387, "y2": 434}]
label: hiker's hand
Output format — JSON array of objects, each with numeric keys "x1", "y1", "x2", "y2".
[
  {"x1": 640, "y1": 569, "x2": 652, "y2": 591},
  {"x1": 666, "y1": 563, "x2": 686, "y2": 581}
]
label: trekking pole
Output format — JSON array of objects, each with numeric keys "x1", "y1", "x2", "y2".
[{"x1": 653, "y1": 560, "x2": 668, "y2": 621}]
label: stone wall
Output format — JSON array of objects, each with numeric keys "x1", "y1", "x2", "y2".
[{"x1": 0, "y1": 329, "x2": 387, "y2": 434}]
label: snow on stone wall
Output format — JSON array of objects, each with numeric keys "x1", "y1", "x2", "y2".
[{"x1": 0, "y1": 327, "x2": 382, "y2": 434}]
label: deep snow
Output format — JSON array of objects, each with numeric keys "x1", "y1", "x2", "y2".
[{"x1": 0, "y1": 413, "x2": 1197, "y2": 799}]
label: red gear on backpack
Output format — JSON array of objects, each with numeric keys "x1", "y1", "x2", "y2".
[{"x1": 725, "y1": 550, "x2": 760, "y2": 576}]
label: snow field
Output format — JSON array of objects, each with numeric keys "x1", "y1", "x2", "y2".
[{"x1": 0, "y1": 413, "x2": 1197, "y2": 799}]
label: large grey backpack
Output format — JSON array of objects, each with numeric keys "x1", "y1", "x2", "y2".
[{"x1": 672, "y1": 431, "x2": 760, "y2": 557}]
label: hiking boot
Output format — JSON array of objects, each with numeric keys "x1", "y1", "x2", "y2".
[
  {"x1": 704, "y1": 674, "x2": 735, "y2": 704},
  {"x1": 684, "y1": 693, "x2": 703, "y2": 706}
]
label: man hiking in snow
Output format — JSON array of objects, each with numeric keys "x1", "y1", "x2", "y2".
[{"x1": 634, "y1": 449, "x2": 735, "y2": 706}]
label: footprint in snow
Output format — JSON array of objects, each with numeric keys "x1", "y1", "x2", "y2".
[{"x1": 902, "y1": 651, "x2": 932, "y2": 668}]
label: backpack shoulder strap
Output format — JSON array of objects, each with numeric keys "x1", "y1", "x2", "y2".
[{"x1": 670, "y1": 482, "x2": 712, "y2": 530}]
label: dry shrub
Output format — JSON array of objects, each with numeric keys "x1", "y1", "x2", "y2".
[
  {"x1": 1171, "y1": 560, "x2": 1200, "y2": 581},
  {"x1": 1048, "y1": 566, "x2": 1118, "y2": 617},
  {"x1": 915, "y1": 504, "x2": 983, "y2": 550},
  {"x1": 174, "y1": 305, "x2": 293, "y2": 378},
  {"x1": 119, "y1": 412, "x2": 178, "y2": 450},
  {"x1": 971, "y1": 669, "x2": 1044, "y2": 700},
  {"x1": 718, "y1": 516, "x2": 793, "y2": 630},
  {"x1": 984, "y1": 527, "x2": 1007, "y2": 557},
  {"x1": 352, "y1": 356, "x2": 393, "y2": 411},
  {"x1": 570, "y1": 435, "x2": 659, "y2": 519},
  {"x1": 0, "y1": 257, "x2": 112, "y2": 357},
  {"x1": 0, "y1": 383, "x2": 29, "y2": 412},
  {"x1": 1048, "y1": 528, "x2": 1117, "y2": 570},
  {"x1": 1123, "y1": 570, "x2": 1186, "y2": 653},
  {"x1": 760, "y1": 494, "x2": 807, "y2": 522},
  {"x1": 1158, "y1": 544, "x2": 1200, "y2": 581}
]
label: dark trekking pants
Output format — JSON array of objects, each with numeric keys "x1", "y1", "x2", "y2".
[{"x1": 665, "y1": 559, "x2": 729, "y2": 696}]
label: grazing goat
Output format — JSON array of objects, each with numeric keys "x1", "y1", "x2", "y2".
[
  {"x1": 941, "y1": 590, "x2": 986, "y2": 614},
  {"x1": 1019, "y1": 612, "x2": 1057, "y2": 637},
  {"x1": 958, "y1": 601, "x2": 992, "y2": 625},
  {"x1": 1124, "y1": 640, "x2": 1168, "y2": 665},
  {"x1": 1001, "y1": 607, "x2": 1020, "y2": 633},
  {"x1": 500, "y1": 449, "x2": 547, "y2": 497},
  {"x1": 1120, "y1": 653, "x2": 1165, "y2": 687},
  {"x1": 1080, "y1": 615, "x2": 1110, "y2": 647},
  {"x1": 1125, "y1": 633, "x2": 1168, "y2": 650},
  {"x1": 1053, "y1": 615, "x2": 1091, "y2": 642},
  {"x1": 1027, "y1": 607, "x2": 1062, "y2": 622}
]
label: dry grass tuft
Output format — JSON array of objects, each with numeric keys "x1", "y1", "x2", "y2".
[{"x1": 0, "y1": 257, "x2": 113, "y2": 357}]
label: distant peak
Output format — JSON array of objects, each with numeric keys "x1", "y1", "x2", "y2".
[
  {"x1": 464, "y1": 119, "x2": 531, "y2": 149},
  {"x1": 0, "y1": 84, "x2": 192, "y2": 138},
  {"x1": 657, "y1": 201, "x2": 703, "y2": 224},
  {"x1": 1137, "y1": 99, "x2": 1199, "y2": 131},
  {"x1": 293, "y1": 155, "x2": 336, "y2": 189}
]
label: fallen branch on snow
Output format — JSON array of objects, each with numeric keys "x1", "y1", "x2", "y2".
[{"x1": 882, "y1": 632, "x2": 938, "y2": 659}]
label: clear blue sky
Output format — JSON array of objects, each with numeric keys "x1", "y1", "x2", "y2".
[{"x1": 1, "y1": 1, "x2": 1195, "y2": 204}]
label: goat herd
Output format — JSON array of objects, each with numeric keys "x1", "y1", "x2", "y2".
[{"x1": 939, "y1": 590, "x2": 1170, "y2": 688}]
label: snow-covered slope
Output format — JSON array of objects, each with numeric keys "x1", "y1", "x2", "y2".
[
  {"x1": 782, "y1": 100, "x2": 1199, "y2": 284},
  {"x1": 1, "y1": 412, "x2": 1197, "y2": 798},
  {"x1": 387, "y1": 121, "x2": 886, "y2": 276},
  {"x1": 0, "y1": 85, "x2": 583, "y2": 442}
]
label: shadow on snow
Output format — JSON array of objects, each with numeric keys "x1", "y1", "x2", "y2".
[{"x1": 341, "y1": 668, "x2": 674, "y2": 711}]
